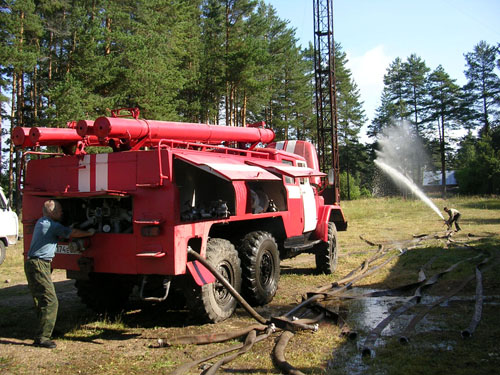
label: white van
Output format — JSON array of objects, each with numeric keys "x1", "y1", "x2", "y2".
[{"x1": 0, "y1": 188, "x2": 18, "y2": 264}]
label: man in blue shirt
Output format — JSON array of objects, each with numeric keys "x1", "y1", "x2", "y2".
[{"x1": 25, "y1": 199, "x2": 95, "y2": 348}]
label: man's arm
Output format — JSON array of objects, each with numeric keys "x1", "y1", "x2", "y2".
[{"x1": 69, "y1": 228, "x2": 95, "y2": 238}]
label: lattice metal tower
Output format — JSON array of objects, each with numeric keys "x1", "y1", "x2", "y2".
[{"x1": 313, "y1": 0, "x2": 340, "y2": 204}]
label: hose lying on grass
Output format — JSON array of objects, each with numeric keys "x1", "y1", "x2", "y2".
[
  {"x1": 399, "y1": 256, "x2": 496, "y2": 344},
  {"x1": 154, "y1": 231, "x2": 497, "y2": 374},
  {"x1": 361, "y1": 253, "x2": 484, "y2": 357}
]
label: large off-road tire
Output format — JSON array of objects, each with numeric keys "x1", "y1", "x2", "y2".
[
  {"x1": 184, "y1": 238, "x2": 242, "y2": 323},
  {"x1": 0, "y1": 241, "x2": 6, "y2": 265},
  {"x1": 75, "y1": 273, "x2": 134, "y2": 314},
  {"x1": 239, "y1": 231, "x2": 280, "y2": 306},
  {"x1": 314, "y1": 222, "x2": 338, "y2": 274}
]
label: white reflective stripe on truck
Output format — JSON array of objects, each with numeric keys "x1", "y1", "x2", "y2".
[
  {"x1": 95, "y1": 154, "x2": 109, "y2": 191},
  {"x1": 78, "y1": 155, "x2": 91, "y2": 192},
  {"x1": 78, "y1": 154, "x2": 109, "y2": 192}
]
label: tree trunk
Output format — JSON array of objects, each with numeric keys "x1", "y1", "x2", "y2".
[
  {"x1": 224, "y1": 2, "x2": 230, "y2": 126},
  {"x1": 67, "y1": 30, "x2": 77, "y2": 74},
  {"x1": 482, "y1": 79, "x2": 489, "y2": 135},
  {"x1": 105, "y1": 17, "x2": 111, "y2": 55},
  {"x1": 284, "y1": 76, "x2": 289, "y2": 140},
  {"x1": 440, "y1": 116, "x2": 447, "y2": 198},
  {"x1": 8, "y1": 73, "x2": 17, "y2": 205},
  {"x1": 241, "y1": 91, "x2": 247, "y2": 127},
  {"x1": 0, "y1": 110, "x2": 2, "y2": 178},
  {"x1": 230, "y1": 84, "x2": 235, "y2": 126},
  {"x1": 15, "y1": 72, "x2": 24, "y2": 214},
  {"x1": 48, "y1": 31, "x2": 53, "y2": 81}
]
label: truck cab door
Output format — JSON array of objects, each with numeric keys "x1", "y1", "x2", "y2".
[{"x1": 298, "y1": 174, "x2": 317, "y2": 233}]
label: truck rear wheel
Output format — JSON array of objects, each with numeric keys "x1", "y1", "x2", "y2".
[
  {"x1": 184, "y1": 238, "x2": 241, "y2": 323},
  {"x1": 240, "y1": 231, "x2": 280, "y2": 306},
  {"x1": 75, "y1": 273, "x2": 133, "y2": 314},
  {"x1": 314, "y1": 222, "x2": 338, "y2": 274}
]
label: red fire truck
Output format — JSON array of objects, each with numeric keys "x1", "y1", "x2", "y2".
[{"x1": 15, "y1": 109, "x2": 346, "y2": 322}]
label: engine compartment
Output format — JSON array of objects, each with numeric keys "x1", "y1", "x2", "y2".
[{"x1": 58, "y1": 197, "x2": 133, "y2": 234}]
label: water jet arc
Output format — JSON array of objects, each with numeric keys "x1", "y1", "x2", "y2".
[{"x1": 374, "y1": 160, "x2": 444, "y2": 220}]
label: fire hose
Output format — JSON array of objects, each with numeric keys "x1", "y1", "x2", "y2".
[
  {"x1": 462, "y1": 266, "x2": 484, "y2": 338},
  {"x1": 176, "y1": 239, "x2": 415, "y2": 372},
  {"x1": 399, "y1": 256, "x2": 496, "y2": 343},
  {"x1": 187, "y1": 248, "x2": 268, "y2": 325},
  {"x1": 170, "y1": 316, "x2": 322, "y2": 375},
  {"x1": 154, "y1": 324, "x2": 267, "y2": 346},
  {"x1": 171, "y1": 327, "x2": 274, "y2": 375},
  {"x1": 273, "y1": 331, "x2": 304, "y2": 375},
  {"x1": 203, "y1": 329, "x2": 257, "y2": 375},
  {"x1": 361, "y1": 253, "x2": 483, "y2": 357},
  {"x1": 163, "y1": 232, "x2": 495, "y2": 374}
]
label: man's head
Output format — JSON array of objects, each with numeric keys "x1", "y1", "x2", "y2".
[
  {"x1": 443, "y1": 207, "x2": 449, "y2": 212},
  {"x1": 42, "y1": 200, "x2": 63, "y2": 221}
]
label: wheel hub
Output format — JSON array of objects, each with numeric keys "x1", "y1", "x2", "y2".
[
  {"x1": 214, "y1": 262, "x2": 232, "y2": 304},
  {"x1": 260, "y1": 250, "x2": 274, "y2": 286}
]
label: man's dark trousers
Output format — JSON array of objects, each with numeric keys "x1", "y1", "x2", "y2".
[{"x1": 24, "y1": 258, "x2": 58, "y2": 342}]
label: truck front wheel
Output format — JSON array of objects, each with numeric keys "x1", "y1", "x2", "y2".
[
  {"x1": 240, "y1": 231, "x2": 280, "y2": 306},
  {"x1": 314, "y1": 222, "x2": 338, "y2": 274},
  {"x1": 184, "y1": 238, "x2": 241, "y2": 323}
]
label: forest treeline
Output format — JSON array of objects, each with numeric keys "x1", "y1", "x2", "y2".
[
  {"x1": 1, "y1": 0, "x2": 499, "y2": 210},
  {"x1": 366, "y1": 41, "x2": 500, "y2": 198}
]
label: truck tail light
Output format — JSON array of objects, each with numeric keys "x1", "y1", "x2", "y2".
[{"x1": 141, "y1": 225, "x2": 160, "y2": 237}]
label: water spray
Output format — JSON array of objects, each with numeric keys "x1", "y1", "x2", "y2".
[{"x1": 374, "y1": 160, "x2": 444, "y2": 220}]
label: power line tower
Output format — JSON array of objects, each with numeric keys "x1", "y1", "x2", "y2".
[{"x1": 313, "y1": 0, "x2": 340, "y2": 204}]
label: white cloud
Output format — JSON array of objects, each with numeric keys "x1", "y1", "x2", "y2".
[{"x1": 345, "y1": 45, "x2": 393, "y2": 122}]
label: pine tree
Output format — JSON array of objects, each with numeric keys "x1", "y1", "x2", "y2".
[
  {"x1": 254, "y1": 3, "x2": 312, "y2": 140},
  {"x1": 463, "y1": 41, "x2": 500, "y2": 135},
  {"x1": 200, "y1": 0, "x2": 226, "y2": 124},
  {"x1": 334, "y1": 43, "x2": 366, "y2": 199},
  {"x1": 402, "y1": 54, "x2": 430, "y2": 136},
  {"x1": 425, "y1": 65, "x2": 462, "y2": 197},
  {"x1": 0, "y1": 0, "x2": 42, "y2": 211},
  {"x1": 455, "y1": 132, "x2": 500, "y2": 194},
  {"x1": 222, "y1": 0, "x2": 257, "y2": 126},
  {"x1": 383, "y1": 57, "x2": 408, "y2": 120},
  {"x1": 368, "y1": 88, "x2": 398, "y2": 138}
]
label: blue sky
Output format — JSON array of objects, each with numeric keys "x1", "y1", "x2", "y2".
[{"x1": 267, "y1": 0, "x2": 500, "y2": 135}]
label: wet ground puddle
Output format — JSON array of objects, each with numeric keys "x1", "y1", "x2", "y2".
[{"x1": 328, "y1": 288, "x2": 500, "y2": 374}]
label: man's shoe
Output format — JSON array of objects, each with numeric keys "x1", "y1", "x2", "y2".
[{"x1": 33, "y1": 339, "x2": 57, "y2": 349}]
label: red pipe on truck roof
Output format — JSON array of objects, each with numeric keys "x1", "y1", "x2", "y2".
[
  {"x1": 92, "y1": 117, "x2": 275, "y2": 144},
  {"x1": 12, "y1": 127, "x2": 35, "y2": 148},
  {"x1": 76, "y1": 120, "x2": 95, "y2": 137},
  {"x1": 29, "y1": 127, "x2": 83, "y2": 145}
]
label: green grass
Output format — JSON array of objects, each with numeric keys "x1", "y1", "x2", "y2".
[{"x1": 0, "y1": 196, "x2": 499, "y2": 374}]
